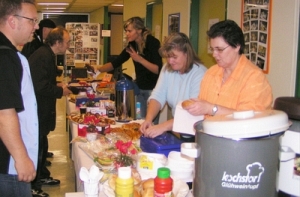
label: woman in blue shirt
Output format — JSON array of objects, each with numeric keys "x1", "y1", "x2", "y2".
[{"x1": 140, "y1": 32, "x2": 207, "y2": 138}]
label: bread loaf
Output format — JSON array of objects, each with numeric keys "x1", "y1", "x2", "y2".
[
  {"x1": 142, "y1": 188, "x2": 154, "y2": 197},
  {"x1": 142, "y1": 178, "x2": 154, "y2": 189},
  {"x1": 181, "y1": 99, "x2": 194, "y2": 109}
]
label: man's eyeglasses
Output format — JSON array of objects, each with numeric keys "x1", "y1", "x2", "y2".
[
  {"x1": 209, "y1": 45, "x2": 230, "y2": 53},
  {"x1": 14, "y1": 15, "x2": 38, "y2": 25}
]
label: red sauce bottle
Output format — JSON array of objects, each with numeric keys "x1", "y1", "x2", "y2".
[{"x1": 154, "y1": 167, "x2": 173, "y2": 197}]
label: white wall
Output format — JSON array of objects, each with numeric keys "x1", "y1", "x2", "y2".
[{"x1": 227, "y1": 0, "x2": 300, "y2": 101}]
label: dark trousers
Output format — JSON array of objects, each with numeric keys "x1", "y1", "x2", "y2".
[{"x1": 31, "y1": 134, "x2": 50, "y2": 190}]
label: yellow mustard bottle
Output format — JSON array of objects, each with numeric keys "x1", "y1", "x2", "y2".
[{"x1": 115, "y1": 167, "x2": 134, "y2": 197}]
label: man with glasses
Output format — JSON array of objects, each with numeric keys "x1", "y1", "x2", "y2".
[
  {"x1": 28, "y1": 26, "x2": 72, "y2": 197},
  {"x1": 0, "y1": 0, "x2": 39, "y2": 197},
  {"x1": 14, "y1": 14, "x2": 39, "y2": 24},
  {"x1": 184, "y1": 20, "x2": 272, "y2": 117}
]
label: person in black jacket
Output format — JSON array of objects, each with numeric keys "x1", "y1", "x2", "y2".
[
  {"x1": 21, "y1": 18, "x2": 56, "y2": 59},
  {"x1": 28, "y1": 26, "x2": 72, "y2": 197},
  {"x1": 93, "y1": 16, "x2": 163, "y2": 122}
]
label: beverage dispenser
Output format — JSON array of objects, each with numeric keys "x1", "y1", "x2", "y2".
[{"x1": 115, "y1": 76, "x2": 137, "y2": 122}]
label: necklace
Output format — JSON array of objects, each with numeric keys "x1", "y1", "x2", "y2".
[{"x1": 222, "y1": 73, "x2": 228, "y2": 84}]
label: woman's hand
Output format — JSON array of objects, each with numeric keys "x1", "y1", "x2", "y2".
[
  {"x1": 140, "y1": 119, "x2": 173, "y2": 138},
  {"x1": 140, "y1": 120, "x2": 152, "y2": 133},
  {"x1": 142, "y1": 124, "x2": 166, "y2": 138},
  {"x1": 126, "y1": 46, "x2": 143, "y2": 63},
  {"x1": 91, "y1": 65, "x2": 98, "y2": 73},
  {"x1": 185, "y1": 98, "x2": 213, "y2": 116}
]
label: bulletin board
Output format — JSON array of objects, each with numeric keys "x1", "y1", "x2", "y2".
[
  {"x1": 242, "y1": 0, "x2": 272, "y2": 73},
  {"x1": 65, "y1": 23, "x2": 100, "y2": 67}
]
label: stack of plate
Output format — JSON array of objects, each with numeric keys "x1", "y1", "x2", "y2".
[{"x1": 166, "y1": 151, "x2": 194, "y2": 182}]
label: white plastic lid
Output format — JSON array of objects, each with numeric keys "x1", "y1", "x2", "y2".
[
  {"x1": 201, "y1": 110, "x2": 289, "y2": 138},
  {"x1": 118, "y1": 166, "x2": 131, "y2": 179}
]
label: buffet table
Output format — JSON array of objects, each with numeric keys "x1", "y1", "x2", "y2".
[
  {"x1": 67, "y1": 98, "x2": 134, "y2": 192},
  {"x1": 66, "y1": 98, "x2": 193, "y2": 197}
]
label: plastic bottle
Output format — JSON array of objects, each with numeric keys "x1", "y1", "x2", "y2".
[
  {"x1": 115, "y1": 167, "x2": 134, "y2": 197},
  {"x1": 136, "y1": 102, "x2": 141, "y2": 119},
  {"x1": 154, "y1": 167, "x2": 173, "y2": 197}
]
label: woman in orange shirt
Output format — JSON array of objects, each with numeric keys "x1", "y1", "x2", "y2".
[{"x1": 185, "y1": 20, "x2": 272, "y2": 116}]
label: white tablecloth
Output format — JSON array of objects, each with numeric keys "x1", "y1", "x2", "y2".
[
  {"x1": 67, "y1": 99, "x2": 121, "y2": 192},
  {"x1": 70, "y1": 122, "x2": 108, "y2": 196}
]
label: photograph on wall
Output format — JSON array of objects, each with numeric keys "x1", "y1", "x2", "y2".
[
  {"x1": 65, "y1": 23, "x2": 100, "y2": 67},
  {"x1": 168, "y1": 13, "x2": 180, "y2": 35},
  {"x1": 242, "y1": 0, "x2": 271, "y2": 73}
]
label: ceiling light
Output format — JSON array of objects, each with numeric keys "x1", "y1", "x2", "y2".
[
  {"x1": 42, "y1": 7, "x2": 66, "y2": 10},
  {"x1": 111, "y1": 4, "x2": 123, "y2": 6},
  {"x1": 37, "y1": 3, "x2": 69, "y2": 6},
  {"x1": 42, "y1": 10, "x2": 65, "y2": 13}
]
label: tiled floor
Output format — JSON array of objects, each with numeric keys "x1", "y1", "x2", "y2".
[{"x1": 42, "y1": 97, "x2": 76, "y2": 197}]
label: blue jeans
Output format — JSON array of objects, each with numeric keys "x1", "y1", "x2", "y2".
[
  {"x1": 136, "y1": 89, "x2": 159, "y2": 124},
  {"x1": 0, "y1": 174, "x2": 32, "y2": 197}
]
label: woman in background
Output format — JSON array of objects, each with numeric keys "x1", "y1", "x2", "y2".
[
  {"x1": 93, "y1": 16, "x2": 162, "y2": 121},
  {"x1": 140, "y1": 32, "x2": 207, "y2": 138}
]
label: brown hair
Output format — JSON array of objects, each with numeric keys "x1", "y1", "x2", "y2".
[
  {"x1": 159, "y1": 32, "x2": 202, "y2": 73},
  {"x1": 0, "y1": 0, "x2": 36, "y2": 24},
  {"x1": 123, "y1": 16, "x2": 151, "y2": 55}
]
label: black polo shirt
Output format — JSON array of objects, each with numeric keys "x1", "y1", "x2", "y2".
[{"x1": 0, "y1": 32, "x2": 24, "y2": 174}]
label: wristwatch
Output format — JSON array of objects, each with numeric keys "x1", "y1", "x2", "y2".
[{"x1": 212, "y1": 105, "x2": 218, "y2": 116}]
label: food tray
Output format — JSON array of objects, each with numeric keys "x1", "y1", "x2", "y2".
[{"x1": 140, "y1": 132, "x2": 183, "y2": 157}]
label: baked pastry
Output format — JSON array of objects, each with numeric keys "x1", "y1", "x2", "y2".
[
  {"x1": 181, "y1": 99, "x2": 194, "y2": 109},
  {"x1": 142, "y1": 178, "x2": 154, "y2": 197},
  {"x1": 108, "y1": 123, "x2": 142, "y2": 141}
]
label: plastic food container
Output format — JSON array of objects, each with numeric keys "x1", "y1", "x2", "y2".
[{"x1": 140, "y1": 133, "x2": 183, "y2": 157}]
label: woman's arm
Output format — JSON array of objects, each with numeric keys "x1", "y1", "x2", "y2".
[
  {"x1": 145, "y1": 99, "x2": 161, "y2": 122},
  {"x1": 186, "y1": 99, "x2": 235, "y2": 116},
  {"x1": 129, "y1": 36, "x2": 162, "y2": 74},
  {"x1": 95, "y1": 62, "x2": 114, "y2": 72},
  {"x1": 127, "y1": 48, "x2": 159, "y2": 74},
  {"x1": 140, "y1": 99, "x2": 174, "y2": 138}
]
